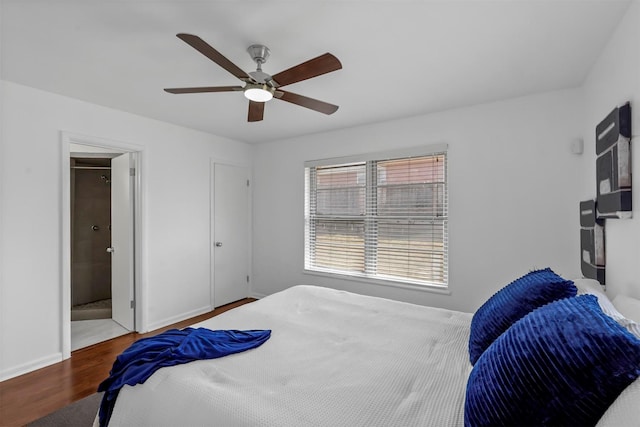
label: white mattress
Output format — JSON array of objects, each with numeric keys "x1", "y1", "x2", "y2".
[{"x1": 106, "y1": 285, "x2": 473, "y2": 426}]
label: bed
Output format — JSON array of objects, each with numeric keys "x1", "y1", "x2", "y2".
[{"x1": 98, "y1": 273, "x2": 640, "y2": 427}]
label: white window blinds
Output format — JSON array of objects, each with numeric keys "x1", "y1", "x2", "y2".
[{"x1": 305, "y1": 149, "x2": 448, "y2": 288}]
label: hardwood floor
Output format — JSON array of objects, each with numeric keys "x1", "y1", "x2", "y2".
[{"x1": 0, "y1": 298, "x2": 255, "y2": 426}]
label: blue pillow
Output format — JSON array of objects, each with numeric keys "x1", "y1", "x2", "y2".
[
  {"x1": 465, "y1": 295, "x2": 640, "y2": 427},
  {"x1": 468, "y1": 268, "x2": 576, "y2": 364}
]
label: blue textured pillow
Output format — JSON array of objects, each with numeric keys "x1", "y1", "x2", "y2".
[
  {"x1": 468, "y1": 268, "x2": 576, "y2": 364},
  {"x1": 465, "y1": 295, "x2": 640, "y2": 427}
]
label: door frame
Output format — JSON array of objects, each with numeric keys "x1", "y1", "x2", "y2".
[
  {"x1": 61, "y1": 131, "x2": 145, "y2": 359},
  {"x1": 210, "y1": 159, "x2": 252, "y2": 309}
]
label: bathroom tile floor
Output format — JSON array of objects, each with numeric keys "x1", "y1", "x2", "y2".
[{"x1": 71, "y1": 319, "x2": 130, "y2": 351}]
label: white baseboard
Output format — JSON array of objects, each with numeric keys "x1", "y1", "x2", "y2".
[
  {"x1": 0, "y1": 352, "x2": 63, "y2": 382},
  {"x1": 250, "y1": 291, "x2": 267, "y2": 299},
  {"x1": 145, "y1": 305, "x2": 212, "y2": 333}
]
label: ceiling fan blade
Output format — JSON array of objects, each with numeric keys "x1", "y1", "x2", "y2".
[
  {"x1": 176, "y1": 33, "x2": 253, "y2": 82},
  {"x1": 277, "y1": 90, "x2": 339, "y2": 115},
  {"x1": 164, "y1": 86, "x2": 243, "y2": 94},
  {"x1": 271, "y1": 53, "x2": 342, "y2": 87},
  {"x1": 248, "y1": 101, "x2": 265, "y2": 122}
]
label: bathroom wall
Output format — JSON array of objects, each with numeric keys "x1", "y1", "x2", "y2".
[{"x1": 71, "y1": 158, "x2": 112, "y2": 306}]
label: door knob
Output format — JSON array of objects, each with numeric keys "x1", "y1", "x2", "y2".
[
  {"x1": 106, "y1": 247, "x2": 115, "y2": 253},
  {"x1": 215, "y1": 242, "x2": 223, "y2": 247}
]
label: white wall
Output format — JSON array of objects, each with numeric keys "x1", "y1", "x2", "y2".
[
  {"x1": 0, "y1": 81, "x2": 252, "y2": 380},
  {"x1": 581, "y1": 0, "x2": 640, "y2": 301},
  {"x1": 252, "y1": 89, "x2": 584, "y2": 313}
]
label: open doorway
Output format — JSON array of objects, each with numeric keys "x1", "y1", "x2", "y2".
[
  {"x1": 61, "y1": 133, "x2": 143, "y2": 358},
  {"x1": 70, "y1": 155, "x2": 122, "y2": 349}
]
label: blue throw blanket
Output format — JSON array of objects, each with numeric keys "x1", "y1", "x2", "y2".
[{"x1": 97, "y1": 328, "x2": 271, "y2": 427}]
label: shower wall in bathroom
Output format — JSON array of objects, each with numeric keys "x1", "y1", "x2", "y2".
[{"x1": 71, "y1": 158, "x2": 112, "y2": 307}]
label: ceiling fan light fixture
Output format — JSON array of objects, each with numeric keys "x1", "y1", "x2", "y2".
[{"x1": 244, "y1": 84, "x2": 274, "y2": 102}]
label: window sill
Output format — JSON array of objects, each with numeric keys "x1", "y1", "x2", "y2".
[{"x1": 303, "y1": 269, "x2": 451, "y2": 296}]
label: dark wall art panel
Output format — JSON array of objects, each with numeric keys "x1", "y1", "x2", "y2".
[
  {"x1": 596, "y1": 102, "x2": 632, "y2": 218},
  {"x1": 580, "y1": 199, "x2": 605, "y2": 285}
]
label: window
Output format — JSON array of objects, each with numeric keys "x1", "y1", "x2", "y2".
[{"x1": 304, "y1": 147, "x2": 448, "y2": 288}]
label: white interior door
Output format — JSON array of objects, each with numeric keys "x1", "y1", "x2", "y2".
[
  {"x1": 110, "y1": 153, "x2": 135, "y2": 330},
  {"x1": 213, "y1": 163, "x2": 250, "y2": 307}
]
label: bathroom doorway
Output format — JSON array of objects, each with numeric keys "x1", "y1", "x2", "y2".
[
  {"x1": 69, "y1": 153, "x2": 130, "y2": 349},
  {"x1": 62, "y1": 136, "x2": 141, "y2": 355},
  {"x1": 70, "y1": 156, "x2": 114, "y2": 322}
]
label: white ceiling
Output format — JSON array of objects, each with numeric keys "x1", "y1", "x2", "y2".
[{"x1": 0, "y1": 0, "x2": 631, "y2": 144}]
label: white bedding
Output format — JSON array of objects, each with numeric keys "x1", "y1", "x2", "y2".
[{"x1": 105, "y1": 285, "x2": 473, "y2": 426}]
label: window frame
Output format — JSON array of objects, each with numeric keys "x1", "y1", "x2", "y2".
[{"x1": 304, "y1": 144, "x2": 449, "y2": 292}]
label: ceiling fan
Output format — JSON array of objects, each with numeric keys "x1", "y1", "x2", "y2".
[{"x1": 164, "y1": 33, "x2": 342, "y2": 122}]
